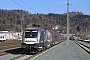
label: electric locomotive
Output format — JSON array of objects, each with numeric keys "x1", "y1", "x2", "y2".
[{"x1": 21, "y1": 26, "x2": 46, "y2": 51}]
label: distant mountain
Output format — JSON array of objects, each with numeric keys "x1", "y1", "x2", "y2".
[
  {"x1": 0, "y1": 9, "x2": 90, "y2": 39},
  {"x1": 64, "y1": 10, "x2": 83, "y2": 17}
]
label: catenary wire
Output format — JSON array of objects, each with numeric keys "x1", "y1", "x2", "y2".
[
  {"x1": 11, "y1": 0, "x2": 27, "y2": 11},
  {"x1": 20, "y1": 0, "x2": 37, "y2": 13}
]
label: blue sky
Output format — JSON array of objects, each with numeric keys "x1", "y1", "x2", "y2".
[{"x1": 0, "y1": 0, "x2": 90, "y2": 14}]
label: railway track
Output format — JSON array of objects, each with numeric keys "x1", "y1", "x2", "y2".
[
  {"x1": 0, "y1": 40, "x2": 21, "y2": 56},
  {"x1": 0, "y1": 41, "x2": 64, "y2": 60},
  {"x1": 0, "y1": 40, "x2": 21, "y2": 50},
  {"x1": 0, "y1": 52, "x2": 9, "y2": 56},
  {"x1": 75, "y1": 40, "x2": 90, "y2": 55},
  {"x1": 9, "y1": 48, "x2": 52, "y2": 60}
]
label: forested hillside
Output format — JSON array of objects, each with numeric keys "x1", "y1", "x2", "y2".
[{"x1": 0, "y1": 9, "x2": 90, "y2": 38}]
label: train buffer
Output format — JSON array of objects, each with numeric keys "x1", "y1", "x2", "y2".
[{"x1": 32, "y1": 40, "x2": 90, "y2": 60}]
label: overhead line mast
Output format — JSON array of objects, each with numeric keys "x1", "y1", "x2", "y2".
[{"x1": 67, "y1": 0, "x2": 70, "y2": 45}]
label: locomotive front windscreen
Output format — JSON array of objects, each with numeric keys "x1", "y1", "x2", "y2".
[{"x1": 25, "y1": 30, "x2": 38, "y2": 38}]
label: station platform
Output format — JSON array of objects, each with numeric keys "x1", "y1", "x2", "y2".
[{"x1": 32, "y1": 40, "x2": 90, "y2": 60}]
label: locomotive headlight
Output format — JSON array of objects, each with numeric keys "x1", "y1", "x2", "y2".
[{"x1": 41, "y1": 41, "x2": 43, "y2": 42}]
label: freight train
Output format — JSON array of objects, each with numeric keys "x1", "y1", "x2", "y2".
[{"x1": 21, "y1": 26, "x2": 64, "y2": 52}]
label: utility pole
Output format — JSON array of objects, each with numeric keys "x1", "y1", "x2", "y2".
[
  {"x1": 19, "y1": 17, "x2": 24, "y2": 32},
  {"x1": 19, "y1": 17, "x2": 24, "y2": 41},
  {"x1": 21, "y1": 18, "x2": 22, "y2": 32},
  {"x1": 67, "y1": 0, "x2": 70, "y2": 45}
]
